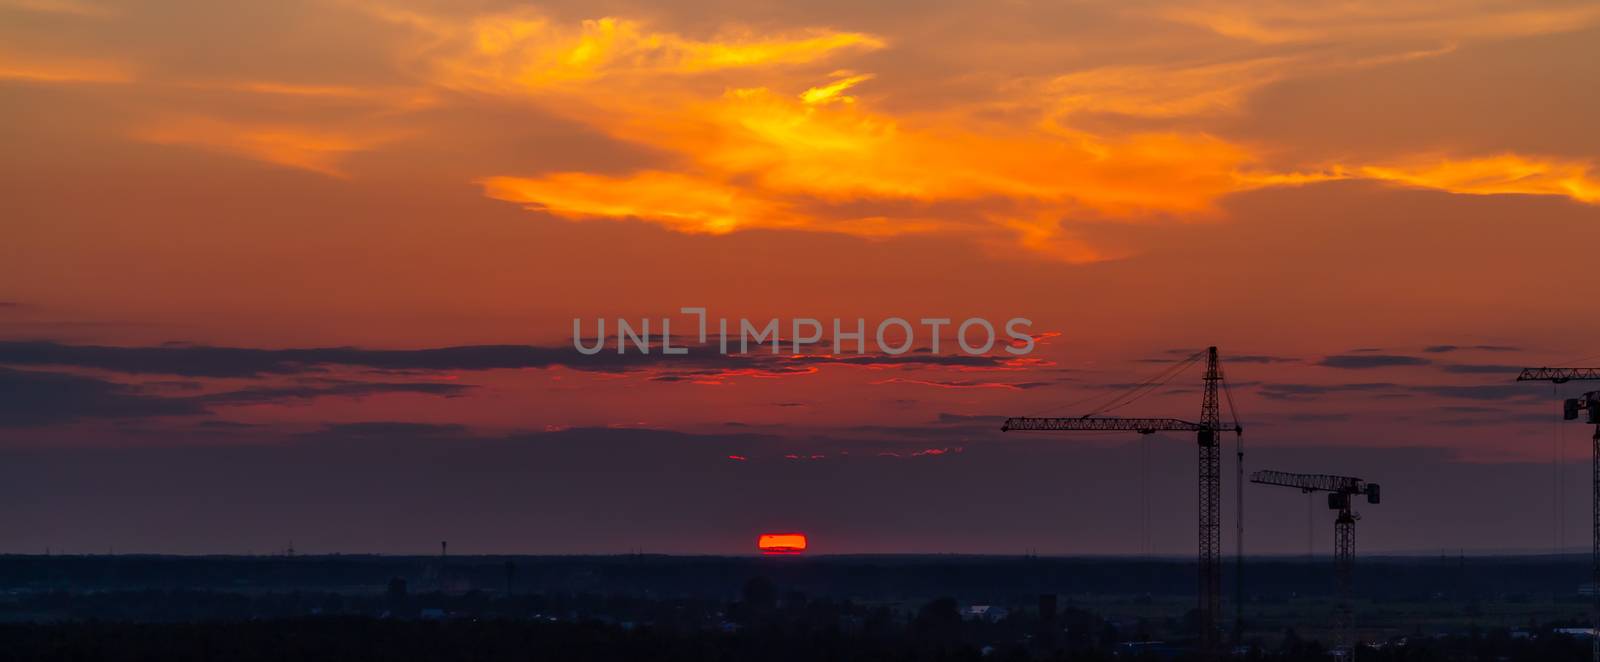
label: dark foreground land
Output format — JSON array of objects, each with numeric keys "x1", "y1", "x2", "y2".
[
  {"x1": 0, "y1": 618, "x2": 1592, "y2": 662},
  {"x1": 0, "y1": 554, "x2": 1594, "y2": 660}
]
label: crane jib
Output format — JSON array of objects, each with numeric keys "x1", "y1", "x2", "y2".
[
  {"x1": 1001, "y1": 346, "x2": 1243, "y2": 654},
  {"x1": 999, "y1": 417, "x2": 1241, "y2": 434},
  {"x1": 1518, "y1": 367, "x2": 1600, "y2": 383}
]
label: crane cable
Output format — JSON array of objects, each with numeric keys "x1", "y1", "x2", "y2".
[
  {"x1": 1554, "y1": 350, "x2": 1600, "y2": 366},
  {"x1": 1028, "y1": 348, "x2": 1205, "y2": 418},
  {"x1": 1223, "y1": 371, "x2": 1241, "y2": 428},
  {"x1": 1082, "y1": 349, "x2": 1206, "y2": 417},
  {"x1": 1556, "y1": 382, "x2": 1566, "y2": 555},
  {"x1": 1222, "y1": 357, "x2": 1246, "y2": 643}
]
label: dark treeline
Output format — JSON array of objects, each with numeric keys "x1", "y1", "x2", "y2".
[
  {"x1": 1, "y1": 555, "x2": 1595, "y2": 661},
  {"x1": 0, "y1": 554, "x2": 1587, "y2": 602},
  {"x1": 0, "y1": 613, "x2": 1592, "y2": 661}
]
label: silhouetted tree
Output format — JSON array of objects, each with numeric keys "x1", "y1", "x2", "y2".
[
  {"x1": 741, "y1": 576, "x2": 776, "y2": 612},
  {"x1": 913, "y1": 596, "x2": 962, "y2": 644}
]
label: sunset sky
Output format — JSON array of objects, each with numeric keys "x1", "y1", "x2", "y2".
[{"x1": 4, "y1": 0, "x2": 1600, "y2": 556}]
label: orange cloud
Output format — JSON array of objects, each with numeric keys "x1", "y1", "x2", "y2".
[
  {"x1": 1237, "y1": 155, "x2": 1600, "y2": 205},
  {"x1": 1149, "y1": 0, "x2": 1600, "y2": 45},
  {"x1": 214, "y1": 81, "x2": 438, "y2": 109},
  {"x1": 1046, "y1": 57, "x2": 1296, "y2": 120},
  {"x1": 675, "y1": 84, "x2": 1248, "y2": 219},
  {"x1": 481, "y1": 171, "x2": 784, "y2": 234},
  {"x1": 1360, "y1": 155, "x2": 1600, "y2": 204},
  {"x1": 473, "y1": 65, "x2": 1253, "y2": 259},
  {"x1": 134, "y1": 117, "x2": 402, "y2": 177},
  {"x1": 375, "y1": 4, "x2": 1600, "y2": 259}
]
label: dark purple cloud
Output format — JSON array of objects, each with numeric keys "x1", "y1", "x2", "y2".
[
  {"x1": 1437, "y1": 363, "x2": 1524, "y2": 375},
  {"x1": 1424, "y1": 344, "x2": 1521, "y2": 353},
  {"x1": 1317, "y1": 354, "x2": 1432, "y2": 369},
  {"x1": 0, "y1": 367, "x2": 206, "y2": 425},
  {"x1": 1257, "y1": 382, "x2": 1399, "y2": 400},
  {"x1": 0, "y1": 340, "x2": 1018, "y2": 379},
  {"x1": 0, "y1": 367, "x2": 473, "y2": 427}
]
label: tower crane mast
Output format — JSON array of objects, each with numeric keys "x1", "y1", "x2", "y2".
[
  {"x1": 1003, "y1": 346, "x2": 1243, "y2": 654},
  {"x1": 1517, "y1": 367, "x2": 1600, "y2": 662},
  {"x1": 1250, "y1": 470, "x2": 1380, "y2": 659}
]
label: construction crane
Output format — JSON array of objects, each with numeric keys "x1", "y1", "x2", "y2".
[
  {"x1": 1517, "y1": 367, "x2": 1600, "y2": 662},
  {"x1": 1003, "y1": 346, "x2": 1243, "y2": 653},
  {"x1": 1251, "y1": 470, "x2": 1380, "y2": 659}
]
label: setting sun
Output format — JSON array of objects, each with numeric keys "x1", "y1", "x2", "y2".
[{"x1": 757, "y1": 533, "x2": 808, "y2": 555}]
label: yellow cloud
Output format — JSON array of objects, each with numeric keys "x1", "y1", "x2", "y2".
[
  {"x1": 800, "y1": 73, "x2": 873, "y2": 105},
  {"x1": 631, "y1": 81, "x2": 1253, "y2": 214},
  {"x1": 481, "y1": 170, "x2": 962, "y2": 239},
  {"x1": 424, "y1": 11, "x2": 884, "y2": 93},
  {"x1": 481, "y1": 171, "x2": 781, "y2": 234}
]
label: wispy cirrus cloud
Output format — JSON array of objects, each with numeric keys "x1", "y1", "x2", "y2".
[
  {"x1": 422, "y1": 13, "x2": 885, "y2": 89},
  {"x1": 1359, "y1": 155, "x2": 1600, "y2": 204},
  {"x1": 1146, "y1": 0, "x2": 1600, "y2": 45}
]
